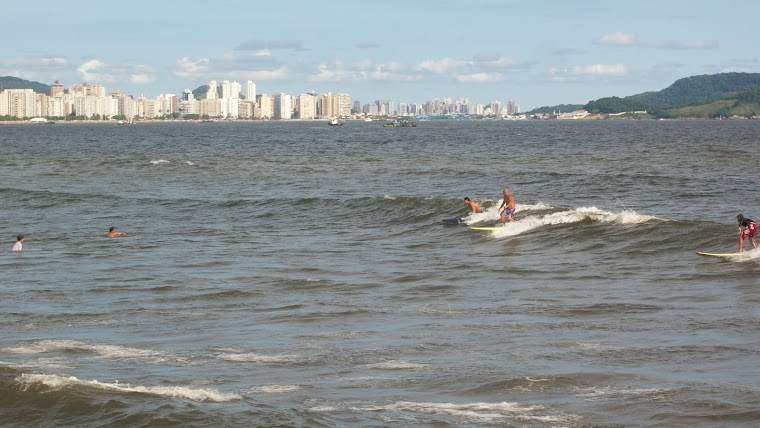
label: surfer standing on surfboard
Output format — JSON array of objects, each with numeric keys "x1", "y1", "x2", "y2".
[
  {"x1": 464, "y1": 197, "x2": 482, "y2": 213},
  {"x1": 737, "y1": 214, "x2": 757, "y2": 253},
  {"x1": 498, "y1": 188, "x2": 517, "y2": 225}
]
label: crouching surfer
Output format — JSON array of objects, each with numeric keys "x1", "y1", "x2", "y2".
[{"x1": 737, "y1": 214, "x2": 757, "y2": 253}]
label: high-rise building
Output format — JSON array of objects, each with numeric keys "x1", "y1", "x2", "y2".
[
  {"x1": 221, "y1": 97, "x2": 239, "y2": 118},
  {"x1": 490, "y1": 100, "x2": 501, "y2": 116},
  {"x1": 91, "y1": 85, "x2": 106, "y2": 98},
  {"x1": 257, "y1": 94, "x2": 273, "y2": 119},
  {"x1": 220, "y1": 80, "x2": 241, "y2": 99},
  {"x1": 320, "y1": 93, "x2": 351, "y2": 118},
  {"x1": 238, "y1": 101, "x2": 254, "y2": 118},
  {"x1": 156, "y1": 94, "x2": 177, "y2": 116},
  {"x1": 273, "y1": 93, "x2": 291, "y2": 119},
  {"x1": 206, "y1": 81, "x2": 218, "y2": 99},
  {"x1": 4, "y1": 89, "x2": 36, "y2": 118},
  {"x1": 507, "y1": 100, "x2": 516, "y2": 115},
  {"x1": 245, "y1": 81, "x2": 256, "y2": 101},
  {"x1": 50, "y1": 81, "x2": 64, "y2": 97},
  {"x1": 297, "y1": 93, "x2": 318, "y2": 119},
  {"x1": 69, "y1": 83, "x2": 91, "y2": 97}
]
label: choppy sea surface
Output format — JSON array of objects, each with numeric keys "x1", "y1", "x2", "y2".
[{"x1": 1, "y1": 120, "x2": 759, "y2": 427}]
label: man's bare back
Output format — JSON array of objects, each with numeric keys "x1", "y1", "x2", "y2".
[{"x1": 498, "y1": 188, "x2": 516, "y2": 224}]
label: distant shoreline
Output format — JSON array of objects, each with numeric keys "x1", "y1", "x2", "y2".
[{"x1": 0, "y1": 116, "x2": 755, "y2": 125}]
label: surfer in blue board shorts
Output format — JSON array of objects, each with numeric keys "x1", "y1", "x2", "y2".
[
  {"x1": 464, "y1": 197, "x2": 483, "y2": 213},
  {"x1": 737, "y1": 214, "x2": 757, "y2": 253},
  {"x1": 498, "y1": 188, "x2": 517, "y2": 225}
]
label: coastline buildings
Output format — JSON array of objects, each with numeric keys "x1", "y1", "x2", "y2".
[{"x1": 0, "y1": 78, "x2": 522, "y2": 120}]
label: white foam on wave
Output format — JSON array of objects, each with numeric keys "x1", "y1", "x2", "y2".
[
  {"x1": 0, "y1": 357, "x2": 73, "y2": 371},
  {"x1": 312, "y1": 400, "x2": 577, "y2": 424},
  {"x1": 485, "y1": 206, "x2": 658, "y2": 238},
  {"x1": 247, "y1": 385, "x2": 302, "y2": 394},
  {"x1": 150, "y1": 159, "x2": 170, "y2": 165},
  {"x1": 463, "y1": 202, "x2": 552, "y2": 225},
  {"x1": 577, "y1": 386, "x2": 666, "y2": 401},
  {"x1": 735, "y1": 247, "x2": 760, "y2": 262},
  {"x1": 185, "y1": 161, "x2": 195, "y2": 165},
  {"x1": 366, "y1": 360, "x2": 429, "y2": 370},
  {"x1": 1, "y1": 339, "x2": 186, "y2": 364},
  {"x1": 214, "y1": 348, "x2": 297, "y2": 363},
  {"x1": 16, "y1": 373, "x2": 241, "y2": 402}
]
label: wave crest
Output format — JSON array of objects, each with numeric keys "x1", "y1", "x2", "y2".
[{"x1": 15, "y1": 374, "x2": 241, "y2": 402}]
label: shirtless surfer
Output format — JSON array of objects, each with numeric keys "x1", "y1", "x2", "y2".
[
  {"x1": 498, "y1": 188, "x2": 517, "y2": 224},
  {"x1": 464, "y1": 197, "x2": 482, "y2": 213},
  {"x1": 737, "y1": 214, "x2": 757, "y2": 253},
  {"x1": 106, "y1": 227, "x2": 127, "y2": 238}
]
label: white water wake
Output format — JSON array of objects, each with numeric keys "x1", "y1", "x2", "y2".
[{"x1": 466, "y1": 205, "x2": 659, "y2": 238}]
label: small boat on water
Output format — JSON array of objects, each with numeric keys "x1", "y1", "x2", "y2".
[
  {"x1": 328, "y1": 118, "x2": 342, "y2": 126},
  {"x1": 383, "y1": 119, "x2": 417, "y2": 128}
]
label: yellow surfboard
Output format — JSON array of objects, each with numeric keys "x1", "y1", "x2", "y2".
[{"x1": 469, "y1": 226, "x2": 504, "y2": 232}]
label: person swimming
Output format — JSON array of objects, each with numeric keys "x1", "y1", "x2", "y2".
[{"x1": 106, "y1": 227, "x2": 127, "y2": 238}]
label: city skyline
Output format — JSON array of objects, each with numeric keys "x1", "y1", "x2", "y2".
[{"x1": 3, "y1": 0, "x2": 758, "y2": 109}]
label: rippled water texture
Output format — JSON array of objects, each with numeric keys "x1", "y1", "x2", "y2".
[{"x1": 1, "y1": 120, "x2": 759, "y2": 426}]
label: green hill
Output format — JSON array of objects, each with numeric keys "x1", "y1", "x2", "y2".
[
  {"x1": 663, "y1": 88, "x2": 760, "y2": 118},
  {"x1": 584, "y1": 72, "x2": 760, "y2": 117},
  {"x1": 629, "y1": 72, "x2": 760, "y2": 107},
  {"x1": 0, "y1": 76, "x2": 51, "y2": 94}
]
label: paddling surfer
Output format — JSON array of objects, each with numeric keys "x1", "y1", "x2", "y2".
[
  {"x1": 737, "y1": 214, "x2": 757, "y2": 253},
  {"x1": 464, "y1": 197, "x2": 483, "y2": 213},
  {"x1": 106, "y1": 227, "x2": 127, "y2": 238},
  {"x1": 498, "y1": 188, "x2": 517, "y2": 224}
]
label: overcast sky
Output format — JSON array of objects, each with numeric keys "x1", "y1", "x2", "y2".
[{"x1": 3, "y1": 0, "x2": 758, "y2": 109}]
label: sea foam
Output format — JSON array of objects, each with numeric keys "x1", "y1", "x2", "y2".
[
  {"x1": 2, "y1": 339, "x2": 187, "y2": 364},
  {"x1": 312, "y1": 400, "x2": 576, "y2": 424},
  {"x1": 366, "y1": 360, "x2": 429, "y2": 370},
  {"x1": 214, "y1": 348, "x2": 298, "y2": 363},
  {"x1": 16, "y1": 373, "x2": 241, "y2": 402},
  {"x1": 247, "y1": 385, "x2": 302, "y2": 394},
  {"x1": 483, "y1": 206, "x2": 658, "y2": 238}
]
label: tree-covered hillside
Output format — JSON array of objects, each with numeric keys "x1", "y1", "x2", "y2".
[
  {"x1": 629, "y1": 72, "x2": 760, "y2": 107},
  {"x1": 584, "y1": 72, "x2": 760, "y2": 116},
  {"x1": 0, "y1": 76, "x2": 51, "y2": 94}
]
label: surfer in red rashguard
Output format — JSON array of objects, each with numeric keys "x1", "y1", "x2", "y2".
[{"x1": 737, "y1": 214, "x2": 757, "y2": 253}]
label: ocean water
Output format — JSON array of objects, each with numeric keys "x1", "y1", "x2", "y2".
[{"x1": 1, "y1": 120, "x2": 759, "y2": 427}]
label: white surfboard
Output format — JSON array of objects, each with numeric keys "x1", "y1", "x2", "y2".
[{"x1": 696, "y1": 252, "x2": 744, "y2": 258}]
